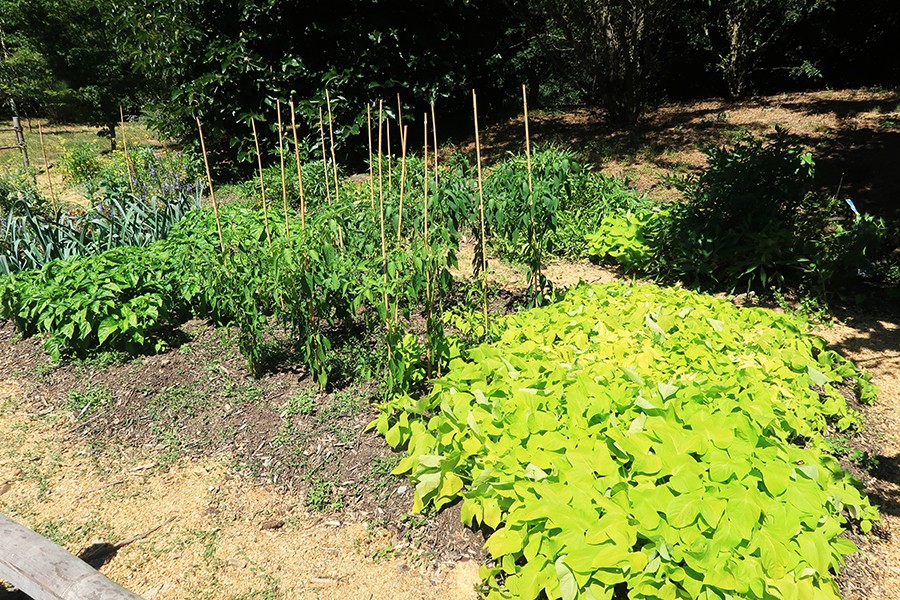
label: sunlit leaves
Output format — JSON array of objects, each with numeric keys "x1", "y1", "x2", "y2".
[{"x1": 375, "y1": 282, "x2": 879, "y2": 599}]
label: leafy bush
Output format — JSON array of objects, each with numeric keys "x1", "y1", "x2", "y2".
[
  {"x1": 225, "y1": 160, "x2": 335, "y2": 209},
  {"x1": 552, "y1": 173, "x2": 652, "y2": 259},
  {"x1": 585, "y1": 210, "x2": 665, "y2": 273},
  {"x1": 0, "y1": 245, "x2": 180, "y2": 358},
  {"x1": 59, "y1": 142, "x2": 204, "y2": 203},
  {"x1": 374, "y1": 282, "x2": 878, "y2": 600},
  {"x1": 58, "y1": 142, "x2": 103, "y2": 188},
  {"x1": 663, "y1": 129, "x2": 825, "y2": 290},
  {"x1": 483, "y1": 148, "x2": 648, "y2": 263},
  {"x1": 0, "y1": 166, "x2": 44, "y2": 213},
  {"x1": 587, "y1": 132, "x2": 889, "y2": 295}
]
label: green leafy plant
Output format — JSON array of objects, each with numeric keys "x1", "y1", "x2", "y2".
[
  {"x1": 586, "y1": 210, "x2": 666, "y2": 273},
  {"x1": 0, "y1": 244, "x2": 181, "y2": 358},
  {"x1": 373, "y1": 282, "x2": 878, "y2": 600}
]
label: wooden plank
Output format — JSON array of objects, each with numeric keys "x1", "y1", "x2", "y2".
[{"x1": 0, "y1": 513, "x2": 143, "y2": 600}]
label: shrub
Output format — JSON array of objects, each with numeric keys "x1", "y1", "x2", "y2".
[
  {"x1": 663, "y1": 129, "x2": 824, "y2": 290},
  {"x1": 585, "y1": 210, "x2": 665, "y2": 273},
  {"x1": 0, "y1": 166, "x2": 44, "y2": 213},
  {"x1": 587, "y1": 130, "x2": 889, "y2": 296}
]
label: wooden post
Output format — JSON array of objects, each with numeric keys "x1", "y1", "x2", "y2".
[
  {"x1": 37, "y1": 123, "x2": 57, "y2": 213},
  {"x1": 325, "y1": 89, "x2": 340, "y2": 205},
  {"x1": 430, "y1": 102, "x2": 438, "y2": 193},
  {"x1": 377, "y1": 100, "x2": 389, "y2": 319},
  {"x1": 0, "y1": 512, "x2": 144, "y2": 600},
  {"x1": 396, "y1": 125, "x2": 408, "y2": 243},
  {"x1": 11, "y1": 115, "x2": 28, "y2": 168},
  {"x1": 289, "y1": 100, "x2": 306, "y2": 230},
  {"x1": 522, "y1": 84, "x2": 538, "y2": 294},
  {"x1": 196, "y1": 117, "x2": 225, "y2": 254},
  {"x1": 473, "y1": 90, "x2": 488, "y2": 330},
  {"x1": 276, "y1": 99, "x2": 290, "y2": 238},
  {"x1": 386, "y1": 114, "x2": 392, "y2": 190},
  {"x1": 250, "y1": 117, "x2": 272, "y2": 247},
  {"x1": 423, "y1": 111, "x2": 432, "y2": 373},
  {"x1": 318, "y1": 107, "x2": 331, "y2": 204},
  {"x1": 423, "y1": 113, "x2": 429, "y2": 249},
  {"x1": 119, "y1": 105, "x2": 136, "y2": 196},
  {"x1": 367, "y1": 104, "x2": 375, "y2": 211}
]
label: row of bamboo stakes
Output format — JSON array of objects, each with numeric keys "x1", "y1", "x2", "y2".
[{"x1": 182, "y1": 86, "x2": 538, "y2": 333}]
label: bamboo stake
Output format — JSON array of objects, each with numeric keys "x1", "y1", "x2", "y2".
[
  {"x1": 386, "y1": 116, "x2": 392, "y2": 190},
  {"x1": 36, "y1": 123, "x2": 57, "y2": 213},
  {"x1": 119, "y1": 105, "x2": 136, "y2": 196},
  {"x1": 195, "y1": 116, "x2": 225, "y2": 254},
  {"x1": 289, "y1": 100, "x2": 306, "y2": 230},
  {"x1": 325, "y1": 89, "x2": 340, "y2": 205},
  {"x1": 250, "y1": 117, "x2": 272, "y2": 247},
  {"x1": 522, "y1": 84, "x2": 537, "y2": 293},
  {"x1": 367, "y1": 104, "x2": 375, "y2": 211},
  {"x1": 423, "y1": 112, "x2": 432, "y2": 373},
  {"x1": 429, "y1": 102, "x2": 440, "y2": 376},
  {"x1": 318, "y1": 107, "x2": 332, "y2": 204},
  {"x1": 276, "y1": 100, "x2": 290, "y2": 238},
  {"x1": 396, "y1": 93, "x2": 407, "y2": 156},
  {"x1": 396, "y1": 125, "x2": 408, "y2": 243},
  {"x1": 472, "y1": 90, "x2": 488, "y2": 329},
  {"x1": 423, "y1": 113, "x2": 429, "y2": 248},
  {"x1": 430, "y1": 102, "x2": 438, "y2": 192},
  {"x1": 377, "y1": 100, "x2": 389, "y2": 320}
]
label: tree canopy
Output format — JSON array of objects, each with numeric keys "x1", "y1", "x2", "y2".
[{"x1": 1, "y1": 0, "x2": 897, "y2": 160}]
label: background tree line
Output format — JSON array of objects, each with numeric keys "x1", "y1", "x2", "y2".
[{"x1": 1, "y1": 0, "x2": 897, "y2": 164}]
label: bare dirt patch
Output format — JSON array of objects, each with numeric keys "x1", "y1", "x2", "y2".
[
  {"x1": 817, "y1": 300, "x2": 900, "y2": 600},
  {"x1": 0, "y1": 320, "x2": 484, "y2": 599}
]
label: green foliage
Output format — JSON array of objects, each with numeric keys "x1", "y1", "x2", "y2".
[
  {"x1": 2, "y1": 143, "x2": 203, "y2": 275},
  {"x1": 11, "y1": 0, "x2": 147, "y2": 140},
  {"x1": 374, "y1": 282, "x2": 878, "y2": 600},
  {"x1": 58, "y1": 142, "x2": 103, "y2": 187},
  {"x1": 0, "y1": 186, "x2": 201, "y2": 275},
  {"x1": 0, "y1": 166, "x2": 43, "y2": 212},
  {"x1": 666, "y1": 129, "x2": 821, "y2": 290},
  {"x1": 552, "y1": 174, "x2": 651, "y2": 260},
  {"x1": 586, "y1": 211, "x2": 664, "y2": 273},
  {"x1": 514, "y1": 0, "x2": 677, "y2": 124},
  {"x1": 0, "y1": 244, "x2": 180, "y2": 358},
  {"x1": 107, "y1": 0, "x2": 513, "y2": 161},
  {"x1": 689, "y1": 0, "x2": 827, "y2": 97},
  {"x1": 481, "y1": 147, "x2": 648, "y2": 303},
  {"x1": 588, "y1": 132, "x2": 889, "y2": 295},
  {"x1": 484, "y1": 148, "x2": 647, "y2": 264},
  {"x1": 65, "y1": 383, "x2": 111, "y2": 416},
  {"x1": 305, "y1": 477, "x2": 345, "y2": 512}
]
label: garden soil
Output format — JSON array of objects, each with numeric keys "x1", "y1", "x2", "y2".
[{"x1": 0, "y1": 377, "x2": 481, "y2": 599}]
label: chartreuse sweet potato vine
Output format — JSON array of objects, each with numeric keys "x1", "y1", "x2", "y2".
[{"x1": 372, "y1": 283, "x2": 879, "y2": 600}]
